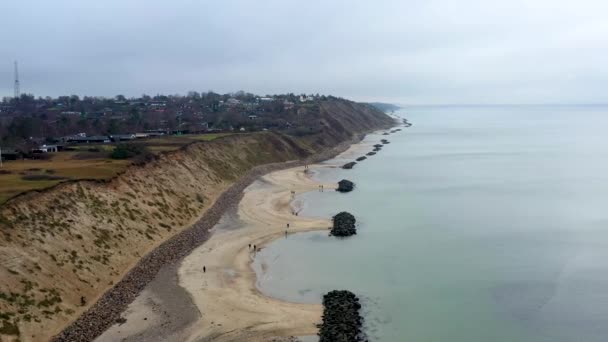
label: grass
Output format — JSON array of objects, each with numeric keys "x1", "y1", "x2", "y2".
[
  {"x1": 0, "y1": 133, "x2": 232, "y2": 204},
  {"x1": 130, "y1": 133, "x2": 232, "y2": 153}
]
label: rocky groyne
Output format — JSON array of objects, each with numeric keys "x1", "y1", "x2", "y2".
[
  {"x1": 318, "y1": 290, "x2": 365, "y2": 342},
  {"x1": 336, "y1": 179, "x2": 355, "y2": 193},
  {"x1": 342, "y1": 162, "x2": 357, "y2": 169},
  {"x1": 331, "y1": 212, "x2": 357, "y2": 237}
]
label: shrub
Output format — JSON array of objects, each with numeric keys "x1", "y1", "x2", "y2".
[
  {"x1": 21, "y1": 175, "x2": 67, "y2": 181},
  {"x1": 110, "y1": 144, "x2": 152, "y2": 161}
]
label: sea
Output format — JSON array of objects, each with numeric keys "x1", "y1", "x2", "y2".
[{"x1": 253, "y1": 105, "x2": 608, "y2": 341}]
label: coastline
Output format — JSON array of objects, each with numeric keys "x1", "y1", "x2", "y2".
[
  {"x1": 92, "y1": 131, "x2": 385, "y2": 342},
  {"x1": 52, "y1": 129, "x2": 386, "y2": 341}
]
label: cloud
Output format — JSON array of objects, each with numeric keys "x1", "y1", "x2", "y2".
[{"x1": 1, "y1": 0, "x2": 608, "y2": 104}]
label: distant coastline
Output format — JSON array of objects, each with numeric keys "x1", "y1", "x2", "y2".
[{"x1": 367, "y1": 102, "x2": 401, "y2": 113}]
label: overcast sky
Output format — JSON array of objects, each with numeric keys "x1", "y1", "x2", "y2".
[{"x1": 1, "y1": 0, "x2": 608, "y2": 104}]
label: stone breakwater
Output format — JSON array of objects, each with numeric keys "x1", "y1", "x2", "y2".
[
  {"x1": 318, "y1": 290, "x2": 365, "y2": 342},
  {"x1": 331, "y1": 212, "x2": 357, "y2": 237},
  {"x1": 336, "y1": 179, "x2": 355, "y2": 193},
  {"x1": 342, "y1": 161, "x2": 357, "y2": 169},
  {"x1": 52, "y1": 137, "x2": 362, "y2": 342}
]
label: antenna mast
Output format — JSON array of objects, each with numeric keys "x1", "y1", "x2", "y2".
[{"x1": 14, "y1": 61, "x2": 20, "y2": 99}]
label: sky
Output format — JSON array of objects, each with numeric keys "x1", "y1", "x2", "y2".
[{"x1": 1, "y1": 0, "x2": 608, "y2": 105}]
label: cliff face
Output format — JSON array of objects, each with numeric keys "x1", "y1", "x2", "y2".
[{"x1": 0, "y1": 99, "x2": 393, "y2": 341}]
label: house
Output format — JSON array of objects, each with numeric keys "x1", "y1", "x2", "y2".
[
  {"x1": 0, "y1": 148, "x2": 20, "y2": 160},
  {"x1": 134, "y1": 133, "x2": 149, "y2": 139},
  {"x1": 145, "y1": 129, "x2": 168, "y2": 136},
  {"x1": 239, "y1": 127, "x2": 246, "y2": 132},
  {"x1": 61, "y1": 111, "x2": 81, "y2": 116},
  {"x1": 110, "y1": 134, "x2": 136, "y2": 142},
  {"x1": 283, "y1": 100, "x2": 295, "y2": 110},
  {"x1": 226, "y1": 98, "x2": 241, "y2": 107},
  {"x1": 248, "y1": 115, "x2": 258, "y2": 120},
  {"x1": 66, "y1": 136, "x2": 111, "y2": 143},
  {"x1": 299, "y1": 95, "x2": 314, "y2": 102},
  {"x1": 149, "y1": 102, "x2": 166, "y2": 108},
  {"x1": 37, "y1": 144, "x2": 59, "y2": 153}
]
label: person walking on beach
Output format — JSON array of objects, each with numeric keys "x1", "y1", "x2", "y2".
[
  {"x1": 248, "y1": 243, "x2": 251, "y2": 249},
  {"x1": 203, "y1": 266, "x2": 206, "y2": 273},
  {"x1": 287, "y1": 223, "x2": 290, "y2": 228}
]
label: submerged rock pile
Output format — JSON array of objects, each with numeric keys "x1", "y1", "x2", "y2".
[
  {"x1": 381, "y1": 139, "x2": 389, "y2": 144},
  {"x1": 366, "y1": 151, "x2": 376, "y2": 156},
  {"x1": 382, "y1": 132, "x2": 390, "y2": 135},
  {"x1": 342, "y1": 162, "x2": 357, "y2": 169},
  {"x1": 355, "y1": 156, "x2": 367, "y2": 162},
  {"x1": 318, "y1": 290, "x2": 364, "y2": 342},
  {"x1": 372, "y1": 144, "x2": 383, "y2": 152},
  {"x1": 331, "y1": 212, "x2": 357, "y2": 236},
  {"x1": 403, "y1": 119, "x2": 412, "y2": 127},
  {"x1": 336, "y1": 179, "x2": 355, "y2": 193}
]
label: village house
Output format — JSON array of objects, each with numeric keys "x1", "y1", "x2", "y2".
[
  {"x1": 110, "y1": 134, "x2": 136, "y2": 142},
  {"x1": 0, "y1": 148, "x2": 20, "y2": 160},
  {"x1": 134, "y1": 133, "x2": 149, "y2": 139},
  {"x1": 32, "y1": 144, "x2": 60, "y2": 153},
  {"x1": 283, "y1": 100, "x2": 295, "y2": 110},
  {"x1": 226, "y1": 98, "x2": 241, "y2": 107},
  {"x1": 66, "y1": 135, "x2": 111, "y2": 143}
]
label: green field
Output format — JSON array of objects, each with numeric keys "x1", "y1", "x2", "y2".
[{"x1": 0, "y1": 133, "x2": 232, "y2": 204}]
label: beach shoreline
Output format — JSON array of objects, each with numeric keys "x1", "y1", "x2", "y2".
[{"x1": 92, "y1": 130, "x2": 389, "y2": 342}]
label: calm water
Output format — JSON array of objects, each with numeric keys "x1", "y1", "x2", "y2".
[{"x1": 253, "y1": 105, "x2": 608, "y2": 341}]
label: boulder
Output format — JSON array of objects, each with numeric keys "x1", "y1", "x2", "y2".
[
  {"x1": 342, "y1": 162, "x2": 357, "y2": 169},
  {"x1": 336, "y1": 179, "x2": 355, "y2": 193},
  {"x1": 331, "y1": 212, "x2": 356, "y2": 237},
  {"x1": 318, "y1": 290, "x2": 364, "y2": 342}
]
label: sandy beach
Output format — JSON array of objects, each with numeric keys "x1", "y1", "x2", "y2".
[{"x1": 95, "y1": 135, "x2": 379, "y2": 342}]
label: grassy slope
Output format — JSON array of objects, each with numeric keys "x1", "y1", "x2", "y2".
[
  {"x1": 0, "y1": 100, "x2": 393, "y2": 341},
  {"x1": 0, "y1": 134, "x2": 231, "y2": 204}
]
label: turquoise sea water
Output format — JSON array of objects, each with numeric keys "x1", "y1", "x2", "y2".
[{"x1": 253, "y1": 105, "x2": 608, "y2": 341}]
